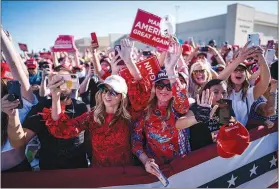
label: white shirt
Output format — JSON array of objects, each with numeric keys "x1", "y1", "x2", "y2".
[
  {"x1": 229, "y1": 87, "x2": 255, "y2": 126},
  {"x1": 1, "y1": 96, "x2": 38, "y2": 153}
]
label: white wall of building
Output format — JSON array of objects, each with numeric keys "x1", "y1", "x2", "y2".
[{"x1": 176, "y1": 3, "x2": 277, "y2": 47}]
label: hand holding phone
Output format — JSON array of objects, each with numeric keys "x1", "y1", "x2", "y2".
[
  {"x1": 217, "y1": 99, "x2": 234, "y2": 125},
  {"x1": 7, "y1": 80, "x2": 23, "y2": 109},
  {"x1": 199, "y1": 46, "x2": 209, "y2": 52},
  {"x1": 59, "y1": 74, "x2": 80, "y2": 90}
]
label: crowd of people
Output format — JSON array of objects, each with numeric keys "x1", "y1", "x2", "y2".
[{"x1": 1, "y1": 26, "x2": 278, "y2": 179}]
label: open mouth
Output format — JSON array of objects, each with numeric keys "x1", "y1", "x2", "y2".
[
  {"x1": 235, "y1": 76, "x2": 242, "y2": 80},
  {"x1": 160, "y1": 93, "x2": 169, "y2": 97}
]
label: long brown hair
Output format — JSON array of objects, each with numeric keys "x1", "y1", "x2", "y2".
[
  {"x1": 145, "y1": 85, "x2": 174, "y2": 121},
  {"x1": 93, "y1": 91, "x2": 131, "y2": 126},
  {"x1": 227, "y1": 69, "x2": 251, "y2": 101},
  {"x1": 1, "y1": 79, "x2": 9, "y2": 147}
]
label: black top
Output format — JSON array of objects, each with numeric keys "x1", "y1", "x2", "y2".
[
  {"x1": 79, "y1": 77, "x2": 100, "y2": 108},
  {"x1": 23, "y1": 98, "x2": 90, "y2": 170},
  {"x1": 189, "y1": 103, "x2": 235, "y2": 151}
]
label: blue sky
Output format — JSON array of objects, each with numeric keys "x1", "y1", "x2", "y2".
[{"x1": 2, "y1": 1, "x2": 277, "y2": 52}]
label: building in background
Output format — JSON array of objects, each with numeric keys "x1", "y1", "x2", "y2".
[
  {"x1": 75, "y1": 3, "x2": 278, "y2": 51},
  {"x1": 176, "y1": 3, "x2": 278, "y2": 47}
]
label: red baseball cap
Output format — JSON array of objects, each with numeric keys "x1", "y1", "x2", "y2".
[
  {"x1": 216, "y1": 122, "x2": 250, "y2": 158},
  {"x1": 182, "y1": 44, "x2": 193, "y2": 56},
  {"x1": 1, "y1": 62, "x2": 13, "y2": 80},
  {"x1": 25, "y1": 59, "x2": 38, "y2": 69}
]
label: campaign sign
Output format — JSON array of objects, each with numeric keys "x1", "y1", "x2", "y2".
[
  {"x1": 39, "y1": 52, "x2": 52, "y2": 59},
  {"x1": 129, "y1": 9, "x2": 170, "y2": 51},
  {"x1": 119, "y1": 56, "x2": 161, "y2": 83},
  {"x1": 18, "y1": 43, "x2": 28, "y2": 52},
  {"x1": 52, "y1": 35, "x2": 76, "y2": 52}
]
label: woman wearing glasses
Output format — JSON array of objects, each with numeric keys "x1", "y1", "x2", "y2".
[
  {"x1": 217, "y1": 42, "x2": 271, "y2": 126},
  {"x1": 188, "y1": 61, "x2": 212, "y2": 98},
  {"x1": 48, "y1": 74, "x2": 134, "y2": 167}
]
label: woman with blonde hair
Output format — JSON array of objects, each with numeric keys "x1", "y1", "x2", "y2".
[
  {"x1": 189, "y1": 60, "x2": 213, "y2": 98},
  {"x1": 48, "y1": 74, "x2": 134, "y2": 167}
]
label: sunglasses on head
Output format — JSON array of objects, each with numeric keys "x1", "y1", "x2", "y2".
[
  {"x1": 155, "y1": 82, "x2": 172, "y2": 91},
  {"x1": 192, "y1": 69, "x2": 206, "y2": 75},
  {"x1": 100, "y1": 86, "x2": 119, "y2": 96}
]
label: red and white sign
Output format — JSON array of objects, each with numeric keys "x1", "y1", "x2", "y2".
[
  {"x1": 129, "y1": 9, "x2": 171, "y2": 51},
  {"x1": 39, "y1": 52, "x2": 52, "y2": 59},
  {"x1": 119, "y1": 56, "x2": 161, "y2": 83},
  {"x1": 18, "y1": 43, "x2": 28, "y2": 52},
  {"x1": 91, "y1": 32, "x2": 99, "y2": 48},
  {"x1": 52, "y1": 35, "x2": 76, "y2": 52}
]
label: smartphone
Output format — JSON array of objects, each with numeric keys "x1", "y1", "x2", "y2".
[
  {"x1": 267, "y1": 40, "x2": 274, "y2": 49},
  {"x1": 7, "y1": 80, "x2": 23, "y2": 109},
  {"x1": 90, "y1": 32, "x2": 99, "y2": 48},
  {"x1": 217, "y1": 99, "x2": 233, "y2": 125},
  {"x1": 153, "y1": 166, "x2": 169, "y2": 187},
  {"x1": 199, "y1": 47, "x2": 209, "y2": 52},
  {"x1": 247, "y1": 33, "x2": 260, "y2": 48},
  {"x1": 60, "y1": 74, "x2": 80, "y2": 90},
  {"x1": 265, "y1": 49, "x2": 276, "y2": 65}
]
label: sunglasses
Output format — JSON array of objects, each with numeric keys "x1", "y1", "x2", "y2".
[
  {"x1": 234, "y1": 68, "x2": 245, "y2": 73},
  {"x1": 28, "y1": 68, "x2": 36, "y2": 70},
  {"x1": 155, "y1": 82, "x2": 172, "y2": 91},
  {"x1": 100, "y1": 87, "x2": 119, "y2": 96},
  {"x1": 192, "y1": 69, "x2": 206, "y2": 75}
]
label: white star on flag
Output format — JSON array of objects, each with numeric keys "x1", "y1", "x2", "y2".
[
  {"x1": 249, "y1": 164, "x2": 258, "y2": 177},
  {"x1": 227, "y1": 174, "x2": 238, "y2": 188},
  {"x1": 269, "y1": 156, "x2": 277, "y2": 168}
]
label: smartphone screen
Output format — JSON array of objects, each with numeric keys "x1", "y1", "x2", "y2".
[
  {"x1": 217, "y1": 99, "x2": 233, "y2": 125},
  {"x1": 7, "y1": 80, "x2": 23, "y2": 109},
  {"x1": 247, "y1": 34, "x2": 260, "y2": 48}
]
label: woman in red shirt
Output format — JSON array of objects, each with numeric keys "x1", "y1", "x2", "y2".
[{"x1": 47, "y1": 74, "x2": 134, "y2": 167}]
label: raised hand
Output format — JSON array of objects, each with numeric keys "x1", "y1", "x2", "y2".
[
  {"x1": 1, "y1": 94, "x2": 20, "y2": 116},
  {"x1": 164, "y1": 41, "x2": 182, "y2": 71},
  {"x1": 232, "y1": 41, "x2": 261, "y2": 64},
  {"x1": 47, "y1": 74, "x2": 65, "y2": 98},
  {"x1": 194, "y1": 89, "x2": 219, "y2": 122},
  {"x1": 117, "y1": 38, "x2": 135, "y2": 65},
  {"x1": 110, "y1": 54, "x2": 123, "y2": 75}
]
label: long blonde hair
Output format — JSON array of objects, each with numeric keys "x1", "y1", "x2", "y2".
[
  {"x1": 93, "y1": 91, "x2": 131, "y2": 126},
  {"x1": 189, "y1": 61, "x2": 212, "y2": 98},
  {"x1": 145, "y1": 86, "x2": 174, "y2": 121}
]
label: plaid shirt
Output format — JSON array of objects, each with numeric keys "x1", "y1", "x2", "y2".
[{"x1": 178, "y1": 128, "x2": 191, "y2": 156}]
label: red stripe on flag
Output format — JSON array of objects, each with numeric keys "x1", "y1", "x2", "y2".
[
  {"x1": 268, "y1": 182, "x2": 278, "y2": 188},
  {"x1": 1, "y1": 122, "x2": 277, "y2": 188}
]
